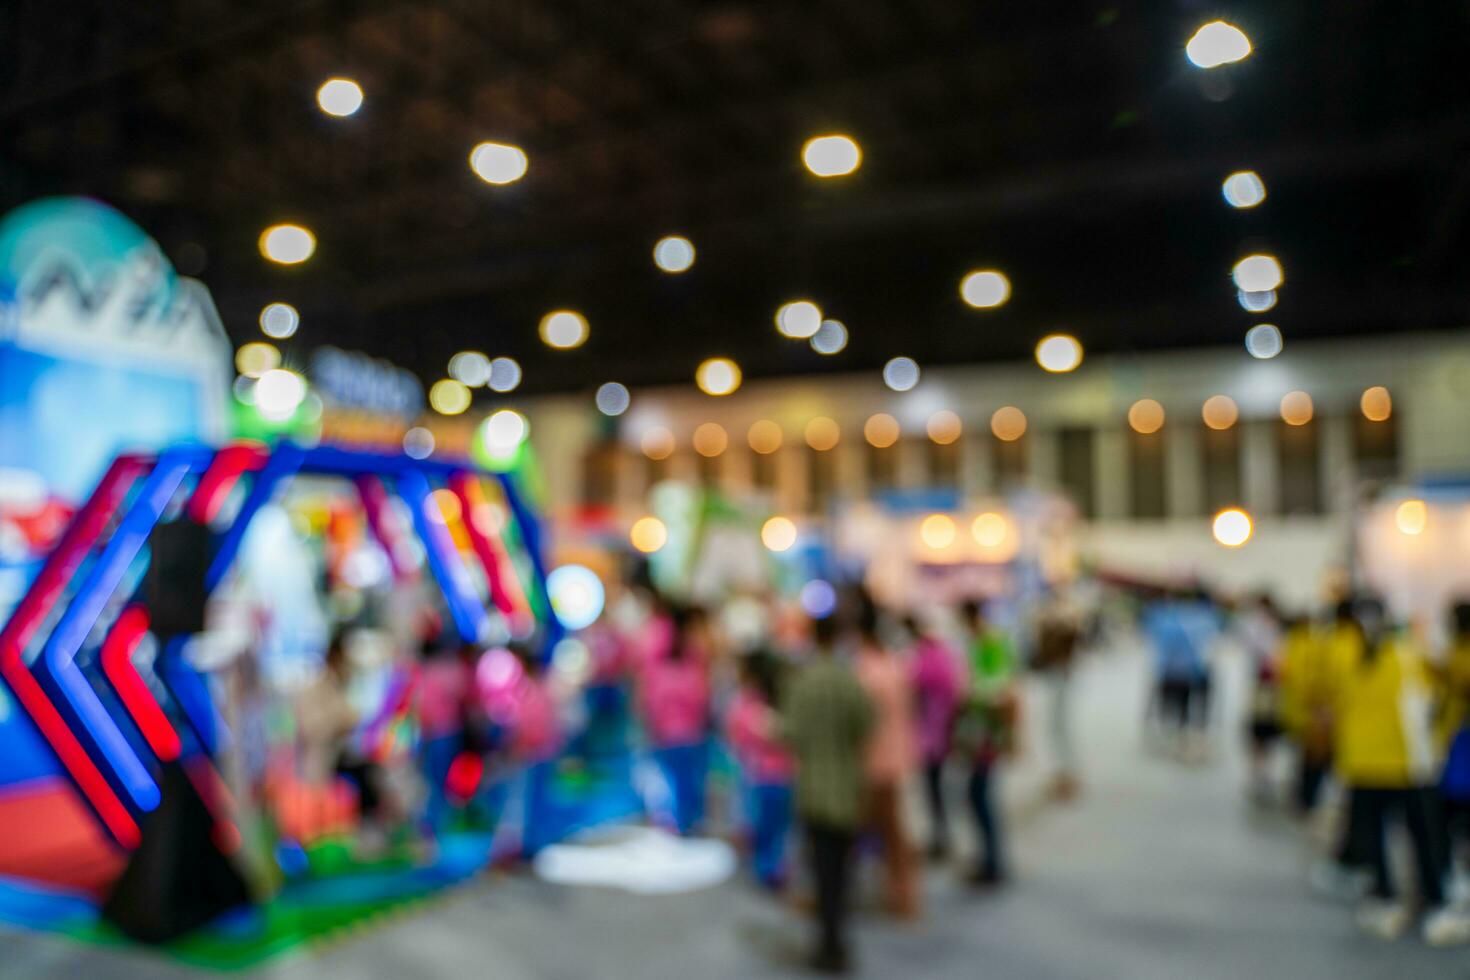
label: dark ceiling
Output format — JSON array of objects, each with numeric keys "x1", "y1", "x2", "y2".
[{"x1": 4, "y1": 1, "x2": 1470, "y2": 398}]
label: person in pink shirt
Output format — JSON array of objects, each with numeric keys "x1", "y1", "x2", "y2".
[
  {"x1": 725, "y1": 651, "x2": 796, "y2": 888},
  {"x1": 905, "y1": 613, "x2": 966, "y2": 861},
  {"x1": 854, "y1": 600, "x2": 921, "y2": 919},
  {"x1": 639, "y1": 605, "x2": 713, "y2": 835}
]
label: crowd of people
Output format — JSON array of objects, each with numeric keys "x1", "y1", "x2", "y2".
[{"x1": 1141, "y1": 587, "x2": 1470, "y2": 948}]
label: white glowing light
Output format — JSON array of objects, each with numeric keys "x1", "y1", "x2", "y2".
[
  {"x1": 488, "y1": 356, "x2": 522, "y2": 392},
  {"x1": 802, "y1": 135, "x2": 862, "y2": 177},
  {"x1": 254, "y1": 369, "x2": 307, "y2": 421},
  {"x1": 259, "y1": 302, "x2": 299, "y2": 339},
  {"x1": 1222, "y1": 170, "x2": 1266, "y2": 209},
  {"x1": 1212, "y1": 508, "x2": 1253, "y2": 547},
  {"x1": 653, "y1": 235, "x2": 696, "y2": 273},
  {"x1": 449, "y1": 351, "x2": 492, "y2": 387},
  {"x1": 776, "y1": 300, "x2": 823, "y2": 339},
  {"x1": 810, "y1": 319, "x2": 848, "y2": 355},
  {"x1": 1245, "y1": 324, "x2": 1283, "y2": 359},
  {"x1": 960, "y1": 270, "x2": 1011, "y2": 309},
  {"x1": 402, "y1": 426, "x2": 435, "y2": 460},
  {"x1": 596, "y1": 381, "x2": 630, "y2": 416},
  {"x1": 1035, "y1": 333, "x2": 1083, "y2": 373},
  {"x1": 540, "y1": 310, "x2": 589, "y2": 349},
  {"x1": 761, "y1": 516, "x2": 798, "y2": 553},
  {"x1": 1237, "y1": 289, "x2": 1278, "y2": 312},
  {"x1": 1232, "y1": 254, "x2": 1283, "y2": 292},
  {"x1": 548, "y1": 564, "x2": 606, "y2": 631},
  {"x1": 481, "y1": 409, "x2": 528, "y2": 459},
  {"x1": 695, "y1": 357, "x2": 741, "y2": 396},
  {"x1": 1186, "y1": 21, "x2": 1252, "y2": 69},
  {"x1": 470, "y1": 141, "x2": 528, "y2": 185},
  {"x1": 259, "y1": 224, "x2": 316, "y2": 264},
  {"x1": 317, "y1": 78, "x2": 364, "y2": 117},
  {"x1": 883, "y1": 356, "x2": 920, "y2": 392}
]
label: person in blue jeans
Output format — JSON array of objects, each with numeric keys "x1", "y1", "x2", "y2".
[{"x1": 725, "y1": 651, "x2": 795, "y2": 888}]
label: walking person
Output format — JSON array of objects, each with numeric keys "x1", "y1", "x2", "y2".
[
  {"x1": 906, "y1": 613, "x2": 965, "y2": 859},
  {"x1": 725, "y1": 650, "x2": 796, "y2": 890},
  {"x1": 782, "y1": 614, "x2": 874, "y2": 974},
  {"x1": 1034, "y1": 591, "x2": 1084, "y2": 801},
  {"x1": 957, "y1": 600, "x2": 1018, "y2": 887}
]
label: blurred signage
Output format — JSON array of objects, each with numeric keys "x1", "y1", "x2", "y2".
[{"x1": 310, "y1": 346, "x2": 423, "y2": 418}]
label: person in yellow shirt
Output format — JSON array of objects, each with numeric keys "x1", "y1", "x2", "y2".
[
  {"x1": 1277, "y1": 613, "x2": 1332, "y2": 814},
  {"x1": 1329, "y1": 598, "x2": 1446, "y2": 942}
]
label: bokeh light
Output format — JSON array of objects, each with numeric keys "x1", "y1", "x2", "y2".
[
  {"x1": 1212, "y1": 508, "x2": 1253, "y2": 547},
  {"x1": 470, "y1": 141, "x2": 528, "y2": 185},
  {"x1": 254, "y1": 369, "x2": 307, "y2": 421},
  {"x1": 1232, "y1": 254, "x2": 1283, "y2": 292},
  {"x1": 1128, "y1": 398, "x2": 1165, "y2": 435},
  {"x1": 805, "y1": 416, "x2": 840, "y2": 451},
  {"x1": 960, "y1": 270, "x2": 1011, "y2": 309},
  {"x1": 920, "y1": 514, "x2": 956, "y2": 549},
  {"x1": 1186, "y1": 21, "x2": 1252, "y2": 68},
  {"x1": 693, "y1": 422, "x2": 729, "y2": 457},
  {"x1": 1280, "y1": 390, "x2": 1314, "y2": 426},
  {"x1": 1035, "y1": 333, "x2": 1083, "y2": 373},
  {"x1": 641, "y1": 427, "x2": 675, "y2": 460},
  {"x1": 1201, "y1": 395, "x2": 1239, "y2": 430},
  {"x1": 864, "y1": 413, "x2": 901, "y2": 448},
  {"x1": 1222, "y1": 170, "x2": 1266, "y2": 209},
  {"x1": 802, "y1": 135, "x2": 861, "y2": 177},
  {"x1": 1360, "y1": 386, "x2": 1392, "y2": 422},
  {"x1": 971, "y1": 512, "x2": 1012, "y2": 549},
  {"x1": 991, "y1": 406, "x2": 1027, "y2": 441},
  {"x1": 402, "y1": 426, "x2": 435, "y2": 460},
  {"x1": 1395, "y1": 499, "x2": 1427, "y2": 536},
  {"x1": 1238, "y1": 289, "x2": 1278, "y2": 313},
  {"x1": 883, "y1": 356, "x2": 920, "y2": 391},
  {"x1": 259, "y1": 223, "x2": 316, "y2": 264},
  {"x1": 428, "y1": 487, "x2": 463, "y2": 525},
  {"x1": 316, "y1": 77, "x2": 364, "y2": 117},
  {"x1": 596, "y1": 381, "x2": 631, "y2": 416},
  {"x1": 480, "y1": 409, "x2": 528, "y2": 460},
  {"x1": 927, "y1": 410, "x2": 962, "y2": 445},
  {"x1": 695, "y1": 357, "x2": 742, "y2": 396},
  {"x1": 776, "y1": 300, "x2": 823, "y2": 339},
  {"x1": 1245, "y1": 323, "x2": 1283, "y2": 359},
  {"x1": 540, "y1": 310, "x2": 589, "y2": 349},
  {"x1": 429, "y1": 378, "x2": 472, "y2": 415},
  {"x1": 235, "y1": 342, "x2": 280, "y2": 378},
  {"x1": 488, "y1": 356, "x2": 522, "y2": 392},
  {"x1": 800, "y1": 579, "x2": 838, "y2": 618},
  {"x1": 449, "y1": 350, "x2": 492, "y2": 387},
  {"x1": 547, "y1": 564, "x2": 606, "y2": 631},
  {"x1": 761, "y1": 516, "x2": 798, "y2": 552},
  {"x1": 259, "y1": 302, "x2": 299, "y2": 339},
  {"x1": 811, "y1": 319, "x2": 848, "y2": 355},
  {"x1": 748, "y1": 419, "x2": 783, "y2": 454},
  {"x1": 630, "y1": 516, "x2": 668, "y2": 553},
  {"x1": 653, "y1": 235, "x2": 696, "y2": 273}
]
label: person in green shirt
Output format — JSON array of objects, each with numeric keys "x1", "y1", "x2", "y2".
[
  {"x1": 781, "y1": 613, "x2": 875, "y2": 974},
  {"x1": 956, "y1": 600, "x2": 1018, "y2": 886}
]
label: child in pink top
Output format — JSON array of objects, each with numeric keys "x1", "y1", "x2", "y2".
[
  {"x1": 639, "y1": 605, "x2": 713, "y2": 835},
  {"x1": 725, "y1": 652, "x2": 796, "y2": 888},
  {"x1": 905, "y1": 614, "x2": 965, "y2": 859}
]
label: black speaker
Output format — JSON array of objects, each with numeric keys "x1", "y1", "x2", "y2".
[
  {"x1": 145, "y1": 519, "x2": 211, "y2": 637},
  {"x1": 100, "y1": 762, "x2": 250, "y2": 942}
]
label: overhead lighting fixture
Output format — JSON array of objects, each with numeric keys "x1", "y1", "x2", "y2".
[
  {"x1": 802, "y1": 134, "x2": 861, "y2": 177},
  {"x1": 429, "y1": 378, "x2": 472, "y2": 416},
  {"x1": 864, "y1": 413, "x2": 900, "y2": 448},
  {"x1": 1360, "y1": 386, "x2": 1392, "y2": 422},
  {"x1": 259, "y1": 223, "x2": 316, "y2": 265},
  {"x1": 776, "y1": 300, "x2": 823, "y2": 339},
  {"x1": 653, "y1": 235, "x2": 696, "y2": 273},
  {"x1": 1202, "y1": 395, "x2": 1239, "y2": 430},
  {"x1": 1212, "y1": 508, "x2": 1253, "y2": 547},
  {"x1": 540, "y1": 310, "x2": 589, "y2": 349},
  {"x1": 1035, "y1": 333, "x2": 1083, "y2": 373},
  {"x1": 747, "y1": 420, "x2": 783, "y2": 454},
  {"x1": 960, "y1": 270, "x2": 1011, "y2": 309},
  {"x1": 259, "y1": 302, "x2": 299, "y2": 339},
  {"x1": 596, "y1": 382, "x2": 630, "y2": 416},
  {"x1": 470, "y1": 141, "x2": 528, "y2": 185},
  {"x1": 883, "y1": 356, "x2": 920, "y2": 392},
  {"x1": 449, "y1": 351, "x2": 492, "y2": 388},
  {"x1": 1237, "y1": 289, "x2": 1278, "y2": 312},
  {"x1": 695, "y1": 357, "x2": 741, "y2": 396},
  {"x1": 1128, "y1": 399, "x2": 1166, "y2": 435},
  {"x1": 1232, "y1": 254, "x2": 1283, "y2": 292},
  {"x1": 1222, "y1": 170, "x2": 1266, "y2": 209},
  {"x1": 316, "y1": 77, "x2": 364, "y2": 117},
  {"x1": 1280, "y1": 390, "x2": 1314, "y2": 426},
  {"x1": 810, "y1": 319, "x2": 848, "y2": 355},
  {"x1": 1245, "y1": 323, "x2": 1283, "y2": 359},
  {"x1": 488, "y1": 356, "x2": 522, "y2": 393},
  {"x1": 991, "y1": 406, "x2": 1027, "y2": 442},
  {"x1": 1186, "y1": 21, "x2": 1252, "y2": 69}
]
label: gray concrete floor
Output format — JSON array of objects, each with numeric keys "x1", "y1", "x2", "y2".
[{"x1": 3, "y1": 644, "x2": 1462, "y2": 978}]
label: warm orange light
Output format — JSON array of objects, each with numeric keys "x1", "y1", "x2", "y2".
[
  {"x1": 1280, "y1": 390, "x2": 1314, "y2": 426},
  {"x1": 428, "y1": 488, "x2": 463, "y2": 525},
  {"x1": 630, "y1": 516, "x2": 668, "y2": 553},
  {"x1": 761, "y1": 516, "x2": 798, "y2": 552},
  {"x1": 806, "y1": 416, "x2": 840, "y2": 451},
  {"x1": 641, "y1": 427, "x2": 675, "y2": 460},
  {"x1": 991, "y1": 406, "x2": 1027, "y2": 442},
  {"x1": 864, "y1": 413, "x2": 901, "y2": 449},
  {"x1": 971, "y1": 512, "x2": 1019, "y2": 561},
  {"x1": 1202, "y1": 395, "x2": 1238, "y2": 430},
  {"x1": 692, "y1": 422, "x2": 729, "y2": 457},
  {"x1": 1128, "y1": 399, "x2": 1165, "y2": 435},
  {"x1": 919, "y1": 514, "x2": 956, "y2": 549},
  {"x1": 1395, "y1": 499, "x2": 1427, "y2": 536},
  {"x1": 748, "y1": 419, "x2": 783, "y2": 455},
  {"x1": 1361, "y1": 386, "x2": 1392, "y2": 422},
  {"x1": 927, "y1": 410, "x2": 962, "y2": 445}
]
